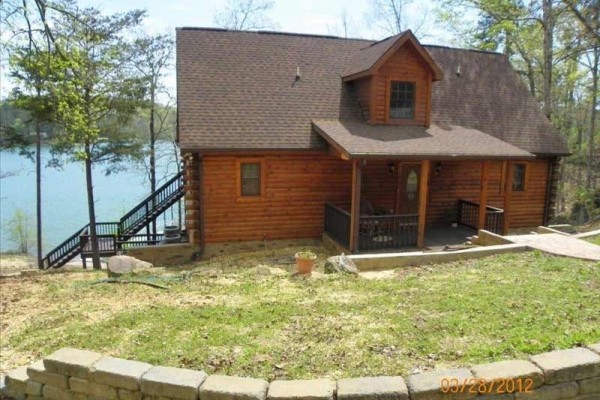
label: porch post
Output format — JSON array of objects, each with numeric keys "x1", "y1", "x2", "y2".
[
  {"x1": 502, "y1": 161, "x2": 513, "y2": 235},
  {"x1": 417, "y1": 160, "x2": 430, "y2": 248},
  {"x1": 478, "y1": 161, "x2": 490, "y2": 231},
  {"x1": 349, "y1": 159, "x2": 362, "y2": 253}
]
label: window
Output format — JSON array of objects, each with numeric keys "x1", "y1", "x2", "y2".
[
  {"x1": 389, "y1": 81, "x2": 415, "y2": 119},
  {"x1": 512, "y1": 163, "x2": 526, "y2": 192},
  {"x1": 240, "y1": 162, "x2": 262, "y2": 196}
]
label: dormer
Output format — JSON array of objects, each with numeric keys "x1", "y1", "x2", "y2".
[{"x1": 343, "y1": 31, "x2": 443, "y2": 127}]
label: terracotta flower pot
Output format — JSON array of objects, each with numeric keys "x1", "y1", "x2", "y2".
[{"x1": 295, "y1": 253, "x2": 316, "y2": 275}]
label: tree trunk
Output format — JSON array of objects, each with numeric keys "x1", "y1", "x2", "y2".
[
  {"x1": 149, "y1": 89, "x2": 157, "y2": 236},
  {"x1": 35, "y1": 118, "x2": 42, "y2": 269},
  {"x1": 542, "y1": 0, "x2": 554, "y2": 119},
  {"x1": 587, "y1": 44, "x2": 599, "y2": 189},
  {"x1": 85, "y1": 142, "x2": 101, "y2": 270}
]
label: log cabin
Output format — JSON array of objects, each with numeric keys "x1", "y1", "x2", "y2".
[{"x1": 176, "y1": 28, "x2": 568, "y2": 254}]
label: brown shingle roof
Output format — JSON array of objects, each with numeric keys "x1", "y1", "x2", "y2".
[
  {"x1": 312, "y1": 120, "x2": 534, "y2": 159},
  {"x1": 177, "y1": 28, "x2": 568, "y2": 156},
  {"x1": 342, "y1": 31, "x2": 443, "y2": 81},
  {"x1": 342, "y1": 33, "x2": 401, "y2": 78}
]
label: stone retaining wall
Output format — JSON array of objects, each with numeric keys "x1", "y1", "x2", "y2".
[{"x1": 2, "y1": 344, "x2": 600, "y2": 400}]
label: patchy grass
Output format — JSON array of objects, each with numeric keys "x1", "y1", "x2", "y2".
[
  {"x1": 0, "y1": 253, "x2": 34, "y2": 274},
  {"x1": 585, "y1": 235, "x2": 600, "y2": 246},
  {"x1": 1, "y1": 250, "x2": 599, "y2": 380}
]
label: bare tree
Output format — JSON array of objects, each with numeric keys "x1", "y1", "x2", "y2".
[
  {"x1": 213, "y1": 0, "x2": 277, "y2": 31},
  {"x1": 327, "y1": 9, "x2": 358, "y2": 38},
  {"x1": 366, "y1": 0, "x2": 428, "y2": 37},
  {"x1": 131, "y1": 32, "x2": 175, "y2": 235}
]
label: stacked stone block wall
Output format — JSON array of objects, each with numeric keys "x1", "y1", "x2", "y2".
[{"x1": 2, "y1": 344, "x2": 599, "y2": 400}]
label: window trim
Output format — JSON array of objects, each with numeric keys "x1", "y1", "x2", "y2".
[
  {"x1": 511, "y1": 162, "x2": 528, "y2": 193},
  {"x1": 236, "y1": 158, "x2": 266, "y2": 201},
  {"x1": 385, "y1": 78, "x2": 417, "y2": 124}
]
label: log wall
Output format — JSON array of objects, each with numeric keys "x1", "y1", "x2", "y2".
[
  {"x1": 200, "y1": 154, "x2": 552, "y2": 244},
  {"x1": 202, "y1": 152, "x2": 352, "y2": 244}
]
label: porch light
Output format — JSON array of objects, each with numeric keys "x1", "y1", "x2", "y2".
[
  {"x1": 435, "y1": 161, "x2": 442, "y2": 175},
  {"x1": 388, "y1": 161, "x2": 395, "y2": 174}
]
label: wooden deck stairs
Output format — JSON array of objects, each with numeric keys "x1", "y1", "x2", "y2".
[{"x1": 41, "y1": 172, "x2": 184, "y2": 269}]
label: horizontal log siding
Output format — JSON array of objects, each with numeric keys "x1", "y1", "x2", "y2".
[
  {"x1": 509, "y1": 159, "x2": 550, "y2": 228},
  {"x1": 371, "y1": 43, "x2": 431, "y2": 125},
  {"x1": 427, "y1": 159, "x2": 549, "y2": 228},
  {"x1": 201, "y1": 156, "x2": 551, "y2": 244},
  {"x1": 361, "y1": 160, "x2": 397, "y2": 213},
  {"x1": 202, "y1": 153, "x2": 352, "y2": 243},
  {"x1": 353, "y1": 76, "x2": 372, "y2": 122}
]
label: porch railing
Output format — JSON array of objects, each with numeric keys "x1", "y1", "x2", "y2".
[
  {"x1": 457, "y1": 199, "x2": 504, "y2": 234},
  {"x1": 324, "y1": 202, "x2": 351, "y2": 248},
  {"x1": 358, "y1": 214, "x2": 418, "y2": 252},
  {"x1": 323, "y1": 203, "x2": 418, "y2": 252}
]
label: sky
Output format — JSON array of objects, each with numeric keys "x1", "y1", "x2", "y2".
[{"x1": 1, "y1": 0, "x2": 457, "y2": 99}]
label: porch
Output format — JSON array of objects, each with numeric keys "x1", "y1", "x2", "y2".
[
  {"x1": 324, "y1": 199, "x2": 504, "y2": 253},
  {"x1": 313, "y1": 119, "x2": 533, "y2": 253}
]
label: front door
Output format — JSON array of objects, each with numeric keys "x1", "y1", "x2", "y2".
[{"x1": 398, "y1": 163, "x2": 420, "y2": 214}]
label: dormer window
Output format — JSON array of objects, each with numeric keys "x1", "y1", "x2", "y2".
[{"x1": 389, "y1": 81, "x2": 415, "y2": 120}]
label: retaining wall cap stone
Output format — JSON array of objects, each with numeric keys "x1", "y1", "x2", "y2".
[
  {"x1": 199, "y1": 375, "x2": 269, "y2": 400},
  {"x1": 140, "y1": 366, "x2": 207, "y2": 400},
  {"x1": 471, "y1": 360, "x2": 544, "y2": 389},
  {"x1": 337, "y1": 376, "x2": 408, "y2": 400},
  {"x1": 43, "y1": 348, "x2": 103, "y2": 379},
  {"x1": 406, "y1": 368, "x2": 477, "y2": 400},
  {"x1": 27, "y1": 360, "x2": 69, "y2": 389},
  {"x1": 6, "y1": 366, "x2": 29, "y2": 392},
  {"x1": 529, "y1": 347, "x2": 600, "y2": 384},
  {"x1": 90, "y1": 356, "x2": 153, "y2": 390},
  {"x1": 267, "y1": 379, "x2": 336, "y2": 400}
]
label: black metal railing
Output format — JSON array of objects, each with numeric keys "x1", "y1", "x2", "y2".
[
  {"x1": 119, "y1": 172, "x2": 184, "y2": 237},
  {"x1": 42, "y1": 172, "x2": 185, "y2": 269},
  {"x1": 358, "y1": 214, "x2": 419, "y2": 252},
  {"x1": 42, "y1": 224, "x2": 89, "y2": 268},
  {"x1": 80, "y1": 234, "x2": 117, "y2": 255},
  {"x1": 117, "y1": 234, "x2": 165, "y2": 249},
  {"x1": 94, "y1": 222, "x2": 120, "y2": 236},
  {"x1": 457, "y1": 199, "x2": 504, "y2": 234},
  {"x1": 324, "y1": 202, "x2": 351, "y2": 248},
  {"x1": 484, "y1": 206, "x2": 504, "y2": 234},
  {"x1": 324, "y1": 203, "x2": 419, "y2": 252}
]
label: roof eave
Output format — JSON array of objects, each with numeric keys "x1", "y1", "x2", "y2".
[{"x1": 347, "y1": 153, "x2": 536, "y2": 161}]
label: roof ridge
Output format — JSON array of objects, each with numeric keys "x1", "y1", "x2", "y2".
[
  {"x1": 177, "y1": 26, "x2": 372, "y2": 42},
  {"x1": 423, "y1": 44, "x2": 505, "y2": 56},
  {"x1": 363, "y1": 31, "x2": 406, "y2": 48}
]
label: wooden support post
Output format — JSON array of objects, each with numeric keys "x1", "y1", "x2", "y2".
[
  {"x1": 417, "y1": 160, "x2": 430, "y2": 248},
  {"x1": 503, "y1": 161, "x2": 513, "y2": 235},
  {"x1": 395, "y1": 161, "x2": 402, "y2": 213},
  {"x1": 349, "y1": 159, "x2": 362, "y2": 253},
  {"x1": 478, "y1": 161, "x2": 490, "y2": 231}
]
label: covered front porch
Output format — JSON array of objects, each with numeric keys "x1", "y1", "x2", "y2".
[
  {"x1": 323, "y1": 160, "x2": 507, "y2": 253},
  {"x1": 313, "y1": 119, "x2": 534, "y2": 254}
]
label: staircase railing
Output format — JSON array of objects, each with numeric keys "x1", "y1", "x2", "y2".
[
  {"x1": 41, "y1": 172, "x2": 185, "y2": 269},
  {"x1": 42, "y1": 224, "x2": 89, "y2": 269},
  {"x1": 119, "y1": 172, "x2": 184, "y2": 237}
]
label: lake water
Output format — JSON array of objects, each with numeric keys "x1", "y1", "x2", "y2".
[{"x1": 0, "y1": 143, "x2": 180, "y2": 254}]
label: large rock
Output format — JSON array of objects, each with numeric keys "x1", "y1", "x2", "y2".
[
  {"x1": 107, "y1": 256, "x2": 153, "y2": 277},
  {"x1": 324, "y1": 254, "x2": 358, "y2": 274}
]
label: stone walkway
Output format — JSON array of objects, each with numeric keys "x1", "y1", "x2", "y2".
[{"x1": 504, "y1": 232, "x2": 600, "y2": 262}]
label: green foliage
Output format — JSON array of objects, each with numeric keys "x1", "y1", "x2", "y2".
[
  {"x1": 4, "y1": 251, "x2": 599, "y2": 379},
  {"x1": 46, "y1": 6, "x2": 147, "y2": 172},
  {"x1": 6, "y1": 208, "x2": 35, "y2": 254}
]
